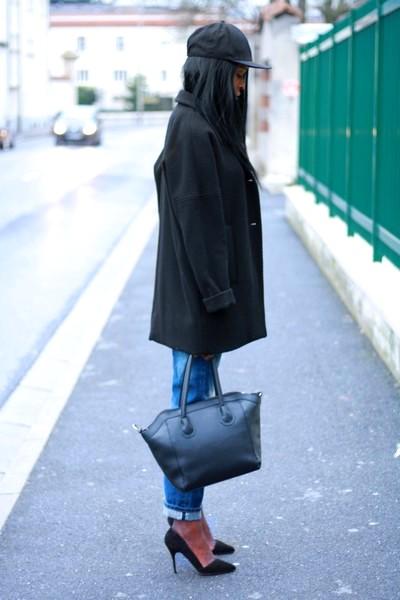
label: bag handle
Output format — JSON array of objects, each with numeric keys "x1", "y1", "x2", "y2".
[{"x1": 179, "y1": 355, "x2": 233, "y2": 433}]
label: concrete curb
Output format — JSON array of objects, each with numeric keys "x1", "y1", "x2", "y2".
[{"x1": 284, "y1": 185, "x2": 400, "y2": 384}]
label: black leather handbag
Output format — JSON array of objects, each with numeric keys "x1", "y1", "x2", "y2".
[{"x1": 132, "y1": 355, "x2": 262, "y2": 491}]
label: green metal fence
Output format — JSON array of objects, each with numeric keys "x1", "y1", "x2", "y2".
[{"x1": 298, "y1": 0, "x2": 400, "y2": 268}]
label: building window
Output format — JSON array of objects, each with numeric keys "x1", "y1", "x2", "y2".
[
  {"x1": 116, "y1": 36, "x2": 124, "y2": 51},
  {"x1": 114, "y1": 70, "x2": 127, "y2": 82},
  {"x1": 77, "y1": 36, "x2": 86, "y2": 52},
  {"x1": 161, "y1": 70, "x2": 167, "y2": 81},
  {"x1": 77, "y1": 70, "x2": 89, "y2": 82}
]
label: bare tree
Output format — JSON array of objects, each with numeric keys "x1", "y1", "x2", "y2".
[
  {"x1": 317, "y1": 0, "x2": 351, "y2": 23},
  {"x1": 177, "y1": 0, "x2": 258, "y2": 20},
  {"x1": 179, "y1": 0, "x2": 350, "y2": 25},
  {"x1": 290, "y1": 0, "x2": 351, "y2": 24},
  {"x1": 297, "y1": 0, "x2": 307, "y2": 21}
]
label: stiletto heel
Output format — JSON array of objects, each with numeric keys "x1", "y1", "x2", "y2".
[
  {"x1": 164, "y1": 528, "x2": 236, "y2": 576},
  {"x1": 167, "y1": 517, "x2": 235, "y2": 555},
  {"x1": 167, "y1": 548, "x2": 177, "y2": 573}
]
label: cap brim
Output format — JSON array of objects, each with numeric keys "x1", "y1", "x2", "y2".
[{"x1": 233, "y1": 59, "x2": 272, "y2": 70}]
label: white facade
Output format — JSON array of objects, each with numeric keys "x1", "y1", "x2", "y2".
[
  {"x1": 0, "y1": 0, "x2": 8, "y2": 125},
  {"x1": 49, "y1": 8, "x2": 256, "y2": 111},
  {"x1": 0, "y1": 0, "x2": 50, "y2": 134},
  {"x1": 255, "y1": 12, "x2": 302, "y2": 185},
  {"x1": 49, "y1": 11, "x2": 194, "y2": 110}
]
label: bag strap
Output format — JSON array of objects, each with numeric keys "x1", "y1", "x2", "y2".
[{"x1": 179, "y1": 355, "x2": 229, "y2": 422}]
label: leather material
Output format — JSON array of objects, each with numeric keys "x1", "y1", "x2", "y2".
[{"x1": 139, "y1": 355, "x2": 262, "y2": 491}]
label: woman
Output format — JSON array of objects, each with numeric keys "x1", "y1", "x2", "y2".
[{"x1": 149, "y1": 21, "x2": 270, "y2": 575}]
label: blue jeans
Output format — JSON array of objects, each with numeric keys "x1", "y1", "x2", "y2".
[{"x1": 163, "y1": 350, "x2": 222, "y2": 521}]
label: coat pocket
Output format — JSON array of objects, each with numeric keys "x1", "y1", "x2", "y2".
[{"x1": 225, "y1": 225, "x2": 238, "y2": 284}]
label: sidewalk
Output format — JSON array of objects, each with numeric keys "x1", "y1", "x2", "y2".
[
  {"x1": 0, "y1": 191, "x2": 399, "y2": 600},
  {"x1": 285, "y1": 185, "x2": 400, "y2": 383}
]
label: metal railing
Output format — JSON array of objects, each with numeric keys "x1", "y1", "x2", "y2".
[{"x1": 298, "y1": 0, "x2": 400, "y2": 268}]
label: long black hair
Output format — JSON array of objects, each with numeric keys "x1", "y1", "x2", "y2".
[{"x1": 183, "y1": 56, "x2": 257, "y2": 179}]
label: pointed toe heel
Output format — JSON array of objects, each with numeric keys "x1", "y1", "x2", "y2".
[
  {"x1": 164, "y1": 528, "x2": 236, "y2": 576},
  {"x1": 213, "y1": 540, "x2": 235, "y2": 555}
]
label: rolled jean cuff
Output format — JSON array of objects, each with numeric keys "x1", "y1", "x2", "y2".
[{"x1": 163, "y1": 505, "x2": 202, "y2": 521}]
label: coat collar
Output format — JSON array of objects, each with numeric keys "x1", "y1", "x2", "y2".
[{"x1": 175, "y1": 90, "x2": 196, "y2": 109}]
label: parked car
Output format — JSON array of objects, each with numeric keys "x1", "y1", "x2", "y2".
[
  {"x1": 52, "y1": 106, "x2": 102, "y2": 146},
  {"x1": 0, "y1": 123, "x2": 15, "y2": 150}
]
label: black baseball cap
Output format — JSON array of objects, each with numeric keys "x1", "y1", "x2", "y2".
[{"x1": 187, "y1": 21, "x2": 271, "y2": 70}]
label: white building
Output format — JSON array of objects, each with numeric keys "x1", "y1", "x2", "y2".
[
  {"x1": 49, "y1": 4, "x2": 256, "y2": 111},
  {"x1": 0, "y1": 0, "x2": 50, "y2": 134},
  {"x1": 0, "y1": 0, "x2": 8, "y2": 125},
  {"x1": 49, "y1": 6, "x2": 191, "y2": 111},
  {"x1": 250, "y1": 1, "x2": 303, "y2": 186}
]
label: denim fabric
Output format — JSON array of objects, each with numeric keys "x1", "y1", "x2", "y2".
[{"x1": 163, "y1": 350, "x2": 221, "y2": 521}]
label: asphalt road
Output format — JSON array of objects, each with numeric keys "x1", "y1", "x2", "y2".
[
  {"x1": 0, "y1": 124, "x2": 165, "y2": 406},
  {"x1": 0, "y1": 189, "x2": 399, "y2": 600}
]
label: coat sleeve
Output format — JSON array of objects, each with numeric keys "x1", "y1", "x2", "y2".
[{"x1": 164, "y1": 124, "x2": 236, "y2": 313}]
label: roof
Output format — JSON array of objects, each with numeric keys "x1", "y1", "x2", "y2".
[{"x1": 49, "y1": 3, "x2": 258, "y2": 30}]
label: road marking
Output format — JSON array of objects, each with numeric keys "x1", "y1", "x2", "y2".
[{"x1": 0, "y1": 194, "x2": 158, "y2": 532}]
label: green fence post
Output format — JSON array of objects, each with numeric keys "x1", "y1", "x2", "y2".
[
  {"x1": 306, "y1": 44, "x2": 314, "y2": 194},
  {"x1": 345, "y1": 10, "x2": 355, "y2": 237},
  {"x1": 371, "y1": 0, "x2": 383, "y2": 261},
  {"x1": 312, "y1": 44, "x2": 319, "y2": 200},
  {"x1": 301, "y1": 45, "x2": 309, "y2": 191},
  {"x1": 298, "y1": 47, "x2": 305, "y2": 187},
  {"x1": 297, "y1": 50, "x2": 301, "y2": 186},
  {"x1": 314, "y1": 42, "x2": 321, "y2": 203},
  {"x1": 304, "y1": 43, "x2": 317, "y2": 195},
  {"x1": 327, "y1": 35, "x2": 334, "y2": 217}
]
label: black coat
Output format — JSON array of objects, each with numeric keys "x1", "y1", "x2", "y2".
[{"x1": 149, "y1": 90, "x2": 267, "y2": 354}]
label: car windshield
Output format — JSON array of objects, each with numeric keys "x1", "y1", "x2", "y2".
[{"x1": 59, "y1": 107, "x2": 97, "y2": 121}]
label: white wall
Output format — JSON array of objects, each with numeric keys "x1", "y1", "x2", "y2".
[
  {"x1": 256, "y1": 13, "x2": 301, "y2": 185},
  {"x1": 49, "y1": 23, "x2": 191, "y2": 110},
  {"x1": 0, "y1": 0, "x2": 8, "y2": 124},
  {"x1": 0, "y1": 0, "x2": 50, "y2": 134},
  {"x1": 19, "y1": 0, "x2": 50, "y2": 133}
]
